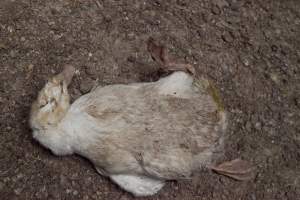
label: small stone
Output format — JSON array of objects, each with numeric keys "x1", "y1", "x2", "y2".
[
  {"x1": 211, "y1": 5, "x2": 221, "y2": 15},
  {"x1": 271, "y1": 45, "x2": 278, "y2": 52},
  {"x1": 3, "y1": 177, "x2": 10, "y2": 183},
  {"x1": 66, "y1": 189, "x2": 72, "y2": 194},
  {"x1": 127, "y1": 56, "x2": 136, "y2": 63},
  {"x1": 255, "y1": 122, "x2": 262, "y2": 130},
  {"x1": 222, "y1": 31, "x2": 234, "y2": 43},
  {"x1": 275, "y1": 29, "x2": 281, "y2": 35},
  {"x1": 71, "y1": 88, "x2": 82, "y2": 101},
  {"x1": 80, "y1": 78, "x2": 94, "y2": 94},
  {"x1": 119, "y1": 195, "x2": 130, "y2": 200},
  {"x1": 85, "y1": 66, "x2": 97, "y2": 76},
  {"x1": 53, "y1": 34, "x2": 63, "y2": 40},
  {"x1": 20, "y1": 37, "x2": 25, "y2": 42},
  {"x1": 127, "y1": 32, "x2": 135, "y2": 40},
  {"x1": 0, "y1": 43, "x2": 7, "y2": 49},
  {"x1": 270, "y1": 73, "x2": 280, "y2": 84},
  {"x1": 240, "y1": 55, "x2": 250, "y2": 66},
  {"x1": 16, "y1": 173, "x2": 24, "y2": 180},
  {"x1": 176, "y1": 0, "x2": 187, "y2": 6},
  {"x1": 26, "y1": 64, "x2": 34, "y2": 72},
  {"x1": 14, "y1": 188, "x2": 23, "y2": 195},
  {"x1": 213, "y1": 0, "x2": 229, "y2": 8},
  {"x1": 245, "y1": 121, "x2": 251, "y2": 132},
  {"x1": 60, "y1": 175, "x2": 67, "y2": 185},
  {"x1": 7, "y1": 26, "x2": 13, "y2": 32},
  {"x1": 72, "y1": 190, "x2": 79, "y2": 196},
  {"x1": 71, "y1": 180, "x2": 76, "y2": 186},
  {"x1": 103, "y1": 14, "x2": 111, "y2": 22},
  {"x1": 202, "y1": 13, "x2": 212, "y2": 23},
  {"x1": 10, "y1": 50, "x2": 16, "y2": 58}
]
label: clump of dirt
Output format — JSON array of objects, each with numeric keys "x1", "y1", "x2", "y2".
[{"x1": 0, "y1": 0, "x2": 299, "y2": 199}]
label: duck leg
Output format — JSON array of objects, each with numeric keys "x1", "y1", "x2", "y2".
[
  {"x1": 209, "y1": 158, "x2": 255, "y2": 181},
  {"x1": 147, "y1": 37, "x2": 195, "y2": 75}
]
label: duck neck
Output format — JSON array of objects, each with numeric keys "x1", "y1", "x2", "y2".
[{"x1": 33, "y1": 126, "x2": 74, "y2": 156}]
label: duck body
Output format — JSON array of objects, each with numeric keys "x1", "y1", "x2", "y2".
[{"x1": 32, "y1": 71, "x2": 226, "y2": 196}]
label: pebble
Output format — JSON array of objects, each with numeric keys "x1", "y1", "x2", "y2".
[
  {"x1": 53, "y1": 34, "x2": 63, "y2": 40},
  {"x1": 48, "y1": 21, "x2": 55, "y2": 26},
  {"x1": 176, "y1": 0, "x2": 187, "y2": 6},
  {"x1": 14, "y1": 188, "x2": 23, "y2": 195},
  {"x1": 72, "y1": 190, "x2": 79, "y2": 196},
  {"x1": 80, "y1": 78, "x2": 94, "y2": 94},
  {"x1": 83, "y1": 195, "x2": 90, "y2": 200},
  {"x1": 119, "y1": 195, "x2": 130, "y2": 200},
  {"x1": 66, "y1": 188, "x2": 72, "y2": 194},
  {"x1": 271, "y1": 45, "x2": 278, "y2": 52},
  {"x1": 255, "y1": 122, "x2": 262, "y2": 130},
  {"x1": 60, "y1": 175, "x2": 67, "y2": 185},
  {"x1": 211, "y1": 5, "x2": 221, "y2": 15},
  {"x1": 127, "y1": 32, "x2": 135, "y2": 40},
  {"x1": 222, "y1": 31, "x2": 234, "y2": 43},
  {"x1": 71, "y1": 88, "x2": 82, "y2": 100},
  {"x1": 96, "y1": 191, "x2": 102, "y2": 196},
  {"x1": 10, "y1": 50, "x2": 16, "y2": 58},
  {"x1": 3, "y1": 177, "x2": 10, "y2": 183},
  {"x1": 202, "y1": 13, "x2": 212, "y2": 23},
  {"x1": 245, "y1": 121, "x2": 252, "y2": 132},
  {"x1": 71, "y1": 180, "x2": 76, "y2": 186},
  {"x1": 270, "y1": 73, "x2": 280, "y2": 84},
  {"x1": 0, "y1": 43, "x2": 8, "y2": 49},
  {"x1": 16, "y1": 173, "x2": 24, "y2": 180},
  {"x1": 213, "y1": 0, "x2": 229, "y2": 8},
  {"x1": 7, "y1": 26, "x2": 13, "y2": 32},
  {"x1": 26, "y1": 64, "x2": 34, "y2": 71},
  {"x1": 251, "y1": 193, "x2": 257, "y2": 200},
  {"x1": 103, "y1": 14, "x2": 112, "y2": 22},
  {"x1": 85, "y1": 66, "x2": 97, "y2": 76},
  {"x1": 240, "y1": 55, "x2": 250, "y2": 66}
]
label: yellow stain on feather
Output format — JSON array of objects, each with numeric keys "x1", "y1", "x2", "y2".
[{"x1": 193, "y1": 78, "x2": 224, "y2": 112}]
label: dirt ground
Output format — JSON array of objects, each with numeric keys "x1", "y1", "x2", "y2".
[{"x1": 0, "y1": 0, "x2": 299, "y2": 199}]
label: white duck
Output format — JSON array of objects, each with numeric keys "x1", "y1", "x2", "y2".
[{"x1": 30, "y1": 38, "x2": 254, "y2": 196}]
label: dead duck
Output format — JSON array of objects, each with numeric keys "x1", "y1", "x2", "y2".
[{"x1": 30, "y1": 38, "x2": 254, "y2": 196}]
